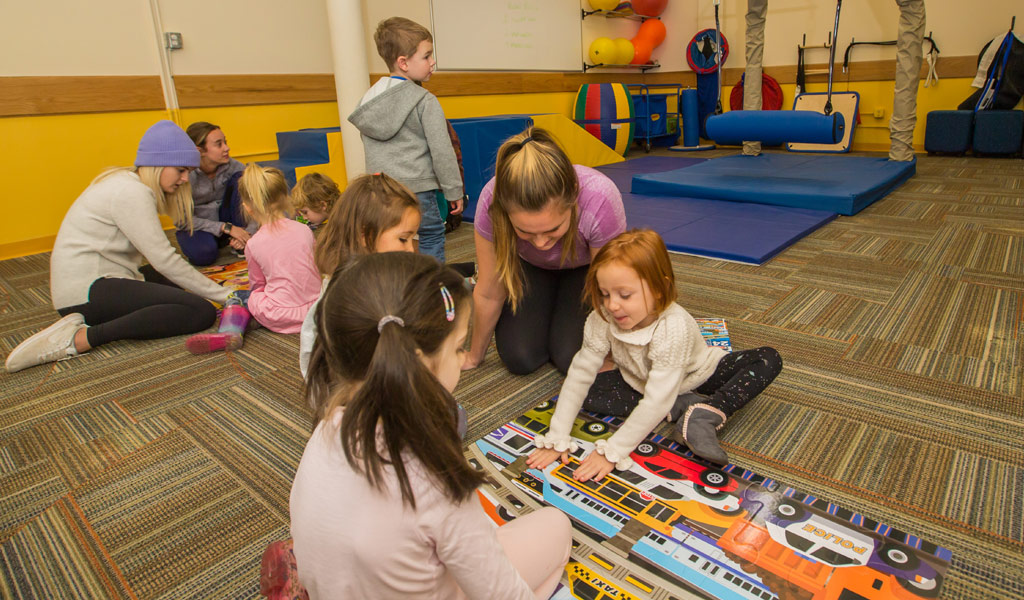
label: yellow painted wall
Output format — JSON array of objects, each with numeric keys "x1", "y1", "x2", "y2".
[{"x1": 0, "y1": 102, "x2": 340, "y2": 260}]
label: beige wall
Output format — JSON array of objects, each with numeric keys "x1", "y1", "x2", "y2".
[
  {"x1": 157, "y1": 0, "x2": 333, "y2": 74},
  {"x1": 1, "y1": 0, "x2": 161, "y2": 76},
  {"x1": 6, "y1": 1, "x2": 1021, "y2": 79},
  {"x1": 1, "y1": 0, "x2": 333, "y2": 77},
  {"x1": 699, "y1": 0, "x2": 1021, "y2": 68}
]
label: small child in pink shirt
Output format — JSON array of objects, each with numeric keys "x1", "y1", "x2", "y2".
[
  {"x1": 186, "y1": 165, "x2": 320, "y2": 353},
  {"x1": 292, "y1": 252, "x2": 572, "y2": 599}
]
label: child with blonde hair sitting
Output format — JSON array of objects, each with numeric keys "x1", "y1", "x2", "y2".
[
  {"x1": 186, "y1": 164, "x2": 320, "y2": 353},
  {"x1": 291, "y1": 172, "x2": 340, "y2": 228}
]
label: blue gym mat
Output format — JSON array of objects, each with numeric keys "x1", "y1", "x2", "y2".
[
  {"x1": 631, "y1": 153, "x2": 915, "y2": 216},
  {"x1": 596, "y1": 156, "x2": 837, "y2": 264}
]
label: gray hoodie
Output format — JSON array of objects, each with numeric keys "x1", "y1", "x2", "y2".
[{"x1": 348, "y1": 80, "x2": 463, "y2": 200}]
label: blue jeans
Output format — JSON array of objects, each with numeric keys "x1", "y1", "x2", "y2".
[
  {"x1": 176, "y1": 172, "x2": 246, "y2": 266},
  {"x1": 415, "y1": 190, "x2": 446, "y2": 263}
]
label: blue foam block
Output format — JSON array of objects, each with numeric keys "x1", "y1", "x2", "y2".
[
  {"x1": 631, "y1": 154, "x2": 915, "y2": 216},
  {"x1": 925, "y1": 110, "x2": 973, "y2": 155},
  {"x1": 973, "y1": 110, "x2": 1024, "y2": 156},
  {"x1": 450, "y1": 115, "x2": 534, "y2": 221},
  {"x1": 596, "y1": 157, "x2": 837, "y2": 264}
]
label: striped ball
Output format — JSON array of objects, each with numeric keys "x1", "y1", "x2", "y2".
[{"x1": 573, "y1": 83, "x2": 636, "y2": 156}]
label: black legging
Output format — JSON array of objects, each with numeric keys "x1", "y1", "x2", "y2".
[
  {"x1": 56, "y1": 268, "x2": 216, "y2": 348},
  {"x1": 582, "y1": 347, "x2": 783, "y2": 418},
  {"x1": 494, "y1": 261, "x2": 589, "y2": 375}
]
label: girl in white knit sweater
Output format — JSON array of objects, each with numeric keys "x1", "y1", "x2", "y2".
[{"x1": 527, "y1": 229, "x2": 782, "y2": 479}]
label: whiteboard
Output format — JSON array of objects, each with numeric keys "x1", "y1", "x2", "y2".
[{"x1": 430, "y1": 0, "x2": 583, "y2": 71}]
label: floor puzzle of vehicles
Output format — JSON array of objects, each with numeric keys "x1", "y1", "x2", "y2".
[
  {"x1": 468, "y1": 398, "x2": 951, "y2": 600},
  {"x1": 199, "y1": 260, "x2": 250, "y2": 291}
]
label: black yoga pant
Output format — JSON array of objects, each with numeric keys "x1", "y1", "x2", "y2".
[
  {"x1": 494, "y1": 261, "x2": 589, "y2": 375},
  {"x1": 581, "y1": 347, "x2": 783, "y2": 418},
  {"x1": 56, "y1": 271, "x2": 217, "y2": 348}
]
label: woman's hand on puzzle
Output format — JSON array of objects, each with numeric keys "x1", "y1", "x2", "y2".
[
  {"x1": 573, "y1": 452, "x2": 615, "y2": 483},
  {"x1": 526, "y1": 447, "x2": 569, "y2": 470}
]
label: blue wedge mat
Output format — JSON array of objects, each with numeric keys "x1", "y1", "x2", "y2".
[
  {"x1": 631, "y1": 153, "x2": 915, "y2": 216},
  {"x1": 596, "y1": 156, "x2": 837, "y2": 264},
  {"x1": 450, "y1": 115, "x2": 534, "y2": 222}
]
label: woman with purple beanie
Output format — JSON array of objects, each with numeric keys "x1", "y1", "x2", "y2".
[{"x1": 5, "y1": 120, "x2": 230, "y2": 373}]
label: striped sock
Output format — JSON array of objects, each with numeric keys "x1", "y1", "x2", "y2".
[{"x1": 185, "y1": 305, "x2": 251, "y2": 354}]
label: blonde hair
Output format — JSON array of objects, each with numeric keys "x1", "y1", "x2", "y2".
[
  {"x1": 584, "y1": 229, "x2": 676, "y2": 321},
  {"x1": 292, "y1": 172, "x2": 341, "y2": 212},
  {"x1": 491, "y1": 127, "x2": 579, "y2": 311},
  {"x1": 374, "y1": 17, "x2": 432, "y2": 71},
  {"x1": 238, "y1": 164, "x2": 291, "y2": 227},
  {"x1": 313, "y1": 173, "x2": 419, "y2": 277},
  {"x1": 93, "y1": 166, "x2": 194, "y2": 232}
]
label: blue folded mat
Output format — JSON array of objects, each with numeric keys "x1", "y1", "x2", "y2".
[
  {"x1": 595, "y1": 156, "x2": 837, "y2": 264},
  {"x1": 631, "y1": 153, "x2": 915, "y2": 216}
]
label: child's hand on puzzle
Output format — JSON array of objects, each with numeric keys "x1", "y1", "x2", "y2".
[
  {"x1": 526, "y1": 447, "x2": 569, "y2": 470},
  {"x1": 573, "y1": 452, "x2": 615, "y2": 483}
]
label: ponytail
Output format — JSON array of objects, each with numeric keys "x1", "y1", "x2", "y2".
[
  {"x1": 238, "y1": 164, "x2": 291, "y2": 226},
  {"x1": 304, "y1": 253, "x2": 482, "y2": 507}
]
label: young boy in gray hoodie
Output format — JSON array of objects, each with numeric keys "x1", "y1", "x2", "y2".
[{"x1": 348, "y1": 17, "x2": 464, "y2": 264}]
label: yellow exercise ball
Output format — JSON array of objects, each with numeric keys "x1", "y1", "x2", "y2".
[
  {"x1": 613, "y1": 38, "x2": 635, "y2": 65},
  {"x1": 588, "y1": 37, "x2": 617, "y2": 65},
  {"x1": 589, "y1": 0, "x2": 619, "y2": 11}
]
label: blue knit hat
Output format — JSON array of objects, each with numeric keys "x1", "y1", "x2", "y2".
[{"x1": 135, "y1": 120, "x2": 200, "y2": 167}]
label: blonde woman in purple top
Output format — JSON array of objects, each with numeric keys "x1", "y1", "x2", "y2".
[{"x1": 464, "y1": 128, "x2": 626, "y2": 375}]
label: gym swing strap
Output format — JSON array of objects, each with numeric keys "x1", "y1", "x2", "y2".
[
  {"x1": 824, "y1": 0, "x2": 843, "y2": 116},
  {"x1": 713, "y1": 0, "x2": 722, "y2": 115}
]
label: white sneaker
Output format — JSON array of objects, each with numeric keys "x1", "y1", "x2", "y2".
[{"x1": 5, "y1": 313, "x2": 86, "y2": 373}]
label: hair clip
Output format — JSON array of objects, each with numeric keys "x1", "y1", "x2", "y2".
[
  {"x1": 377, "y1": 315, "x2": 405, "y2": 333},
  {"x1": 439, "y1": 284, "x2": 455, "y2": 322},
  {"x1": 520, "y1": 136, "x2": 533, "y2": 146}
]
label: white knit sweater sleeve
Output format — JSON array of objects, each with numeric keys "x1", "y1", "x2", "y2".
[
  {"x1": 533, "y1": 312, "x2": 609, "y2": 452},
  {"x1": 594, "y1": 316, "x2": 689, "y2": 469},
  {"x1": 110, "y1": 189, "x2": 230, "y2": 304}
]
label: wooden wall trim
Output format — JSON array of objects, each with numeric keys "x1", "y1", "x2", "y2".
[
  {"x1": 1, "y1": 55, "x2": 980, "y2": 117},
  {"x1": 173, "y1": 74, "x2": 337, "y2": 108},
  {"x1": 0, "y1": 76, "x2": 164, "y2": 117},
  {"x1": 382, "y1": 70, "x2": 699, "y2": 97}
]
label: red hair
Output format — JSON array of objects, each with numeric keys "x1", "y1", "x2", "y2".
[{"x1": 584, "y1": 229, "x2": 676, "y2": 320}]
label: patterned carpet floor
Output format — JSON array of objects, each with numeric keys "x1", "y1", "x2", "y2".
[{"x1": 0, "y1": 151, "x2": 1021, "y2": 599}]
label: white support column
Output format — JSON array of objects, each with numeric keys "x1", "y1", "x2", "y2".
[{"x1": 325, "y1": 0, "x2": 370, "y2": 180}]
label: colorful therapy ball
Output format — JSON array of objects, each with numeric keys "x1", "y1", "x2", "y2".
[
  {"x1": 632, "y1": 0, "x2": 668, "y2": 17},
  {"x1": 613, "y1": 38, "x2": 635, "y2": 65},
  {"x1": 636, "y1": 18, "x2": 666, "y2": 47},
  {"x1": 589, "y1": 37, "x2": 617, "y2": 64},
  {"x1": 589, "y1": 0, "x2": 619, "y2": 11}
]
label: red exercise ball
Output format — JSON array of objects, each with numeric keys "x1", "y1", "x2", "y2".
[
  {"x1": 632, "y1": 0, "x2": 667, "y2": 17},
  {"x1": 631, "y1": 36, "x2": 654, "y2": 64},
  {"x1": 636, "y1": 18, "x2": 666, "y2": 47}
]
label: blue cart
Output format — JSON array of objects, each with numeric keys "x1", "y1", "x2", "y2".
[{"x1": 627, "y1": 84, "x2": 684, "y2": 152}]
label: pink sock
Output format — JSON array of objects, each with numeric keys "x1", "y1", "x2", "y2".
[
  {"x1": 185, "y1": 332, "x2": 243, "y2": 354},
  {"x1": 185, "y1": 305, "x2": 251, "y2": 354}
]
